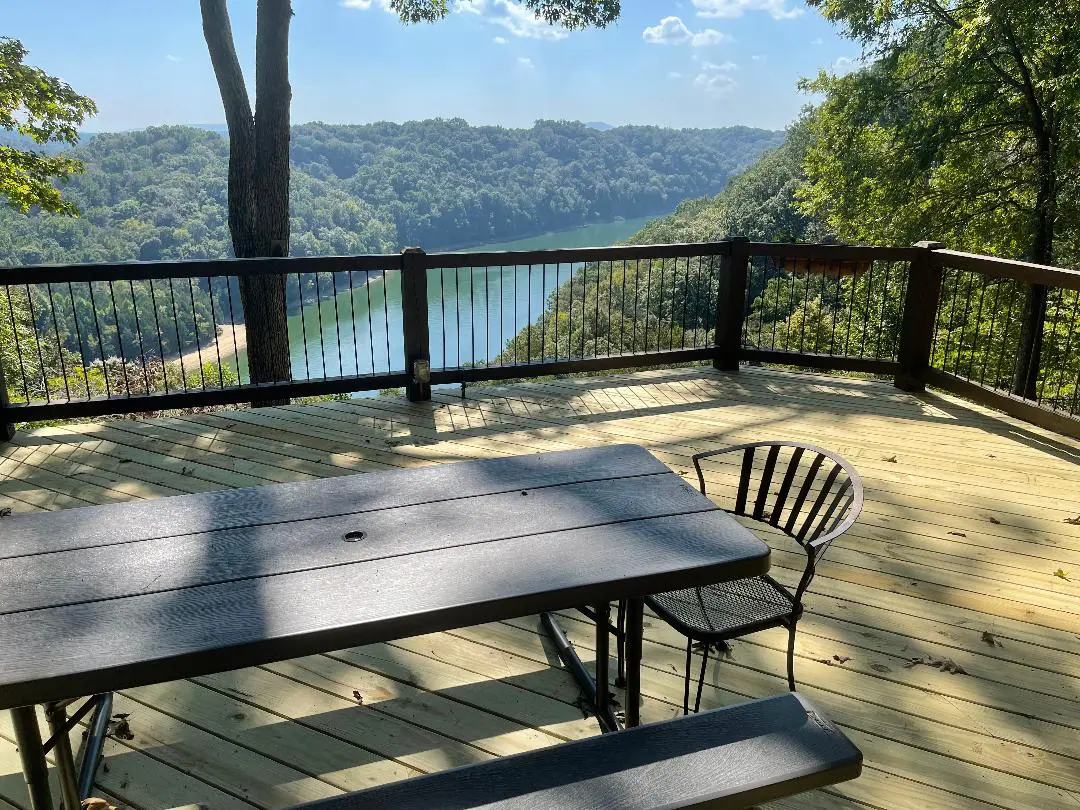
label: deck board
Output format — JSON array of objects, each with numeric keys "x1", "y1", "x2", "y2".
[{"x1": 1, "y1": 366, "x2": 1078, "y2": 810}]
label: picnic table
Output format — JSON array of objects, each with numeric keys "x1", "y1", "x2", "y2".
[{"x1": 0, "y1": 444, "x2": 772, "y2": 810}]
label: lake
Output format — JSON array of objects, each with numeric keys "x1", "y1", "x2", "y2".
[{"x1": 234, "y1": 215, "x2": 661, "y2": 385}]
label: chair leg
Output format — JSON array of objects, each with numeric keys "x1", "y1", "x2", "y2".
[
  {"x1": 694, "y1": 643, "x2": 711, "y2": 714},
  {"x1": 615, "y1": 599, "x2": 626, "y2": 688},
  {"x1": 786, "y1": 621, "x2": 798, "y2": 692},
  {"x1": 682, "y1": 639, "x2": 693, "y2": 715}
]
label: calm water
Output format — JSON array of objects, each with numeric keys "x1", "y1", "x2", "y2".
[{"x1": 236, "y1": 215, "x2": 660, "y2": 384}]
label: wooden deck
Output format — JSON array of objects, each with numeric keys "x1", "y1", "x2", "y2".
[{"x1": 1, "y1": 366, "x2": 1078, "y2": 810}]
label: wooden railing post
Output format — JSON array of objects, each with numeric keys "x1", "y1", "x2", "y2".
[
  {"x1": 401, "y1": 247, "x2": 431, "y2": 402},
  {"x1": 895, "y1": 240, "x2": 945, "y2": 392},
  {"x1": 713, "y1": 237, "x2": 748, "y2": 372}
]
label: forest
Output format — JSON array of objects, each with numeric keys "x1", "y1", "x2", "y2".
[{"x1": 0, "y1": 120, "x2": 782, "y2": 266}]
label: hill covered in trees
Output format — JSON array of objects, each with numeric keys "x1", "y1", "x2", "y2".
[{"x1": 0, "y1": 119, "x2": 782, "y2": 266}]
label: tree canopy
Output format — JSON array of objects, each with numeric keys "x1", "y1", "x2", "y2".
[
  {"x1": 0, "y1": 37, "x2": 96, "y2": 215},
  {"x1": 798, "y1": 0, "x2": 1080, "y2": 267}
]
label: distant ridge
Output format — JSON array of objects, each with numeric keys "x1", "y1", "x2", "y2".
[{"x1": 585, "y1": 121, "x2": 614, "y2": 131}]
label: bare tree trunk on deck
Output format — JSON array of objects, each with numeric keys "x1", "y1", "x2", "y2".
[{"x1": 201, "y1": 0, "x2": 292, "y2": 404}]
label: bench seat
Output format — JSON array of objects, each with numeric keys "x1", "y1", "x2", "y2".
[{"x1": 293, "y1": 692, "x2": 861, "y2": 809}]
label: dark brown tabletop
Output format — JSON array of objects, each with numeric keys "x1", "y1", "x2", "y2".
[{"x1": 0, "y1": 444, "x2": 770, "y2": 710}]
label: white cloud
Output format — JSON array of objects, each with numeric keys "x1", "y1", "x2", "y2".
[
  {"x1": 694, "y1": 71, "x2": 737, "y2": 95},
  {"x1": 692, "y1": 0, "x2": 803, "y2": 20},
  {"x1": 165, "y1": 53, "x2": 181, "y2": 62},
  {"x1": 643, "y1": 16, "x2": 692, "y2": 45},
  {"x1": 692, "y1": 59, "x2": 737, "y2": 96},
  {"x1": 493, "y1": 35, "x2": 508, "y2": 44},
  {"x1": 691, "y1": 29, "x2": 727, "y2": 47},
  {"x1": 643, "y1": 16, "x2": 729, "y2": 47},
  {"x1": 667, "y1": 71, "x2": 683, "y2": 79},
  {"x1": 832, "y1": 55, "x2": 857, "y2": 73},
  {"x1": 751, "y1": 53, "x2": 765, "y2": 61},
  {"x1": 518, "y1": 56, "x2": 534, "y2": 68},
  {"x1": 810, "y1": 37, "x2": 824, "y2": 45}
]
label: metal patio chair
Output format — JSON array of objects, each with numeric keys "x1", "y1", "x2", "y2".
[{"x1": 643, "y1": 441, "x2": 864, "y2": 714}]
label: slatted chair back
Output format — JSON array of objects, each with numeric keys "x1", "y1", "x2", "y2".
[{"x1": 692, "y1": 442, "x2": 863, "y2": 598}]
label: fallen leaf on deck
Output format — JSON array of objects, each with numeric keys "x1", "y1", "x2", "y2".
[
  {"x1": 352, "y1": 690, "x2": 364, "y2": 705},
  {"x1": 1053, "y1": 569, "x2": 1071, "y2": 581},
  {"x1": 107, "y1": 717, "x2": 135, "y2": 741},
  {"x1": 1064, "y1": 515, "x2": 1080, "y2": 525},
  {"x1": 882, "y1": 455, "x2": 898, "y2": 463},
  {"x1": 987, "y1": 516, "x2": 1001, "y2": 525},
  {"x1": 948, "y1": 531, "x2": 967, "y2": 537},
  {"x1": 833, "y1": 655, "x2": 851, "y2": 664},
  {"x1": 0, "y1": 507, "x2": 11, "y2": 518},
  {"x1": 980, "y1": 631, "x2": 1002, "y2": 648},
  {"x1": 904, "y1": 655, "x2": 967, "y2": 675}
]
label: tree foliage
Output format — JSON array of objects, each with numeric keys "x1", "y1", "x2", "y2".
[
  {"x1": 798, "y1": 1, "x2": 1080, "y2": 267},
  {"x1": 387, "y1": 0, "x2": 619, "y2": 28},
  {"x1": 0, "y1": 37, "x2": 96, "y2": 215},
  {"x1": 0, "y1": 122, "x2": 779, "y2": 266}
]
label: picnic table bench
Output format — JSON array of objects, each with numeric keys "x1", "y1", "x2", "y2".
[{"x1": 0, "y1": 444, "x2": 860, "y2": 809}]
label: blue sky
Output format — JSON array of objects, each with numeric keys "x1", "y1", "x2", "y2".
[{"x1": 6, "y1": 1, "x2": 855, "y2": 133}]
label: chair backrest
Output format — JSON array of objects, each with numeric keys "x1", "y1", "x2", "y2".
[{"x1": 692, "y1": 441, "x2": 864, "y2": 555}]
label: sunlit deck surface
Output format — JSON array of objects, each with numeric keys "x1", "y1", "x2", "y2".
[{"x1": 1, "y1": 366, "x2": 1078, "y2": 810}]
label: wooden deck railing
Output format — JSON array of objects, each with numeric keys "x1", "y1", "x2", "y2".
[{"x1": 2, "y1": 240, "x2": 1078, "y2": 440}]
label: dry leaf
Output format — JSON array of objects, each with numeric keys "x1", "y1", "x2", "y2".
[
  {"x1": 1064, "y1": 515, "x2": 1080, "y2": 526},
  {"x1": 905, "y1": 655, "x2": 967, "y2": 675},
  {"x1": 0, "y1": 507, "x2": 11, "y2": 518},
  {"x1": 987, "y1": 516, "x2": 1001, "y2": 525},
  {"x1": 882, "y1": 455, "x2": 898, "y2": 463},
  {"x1": 1053, "y1": 569, "x2": 1071, "y2": 581},
  {"x1": 833, "y1": 655, "x2": 851, "y2": 664},
  {"x1": 948, "y1": 531, "x2": 967, "y2": 538},
  {"x1": 980, "y1": 631, "x2": 1002, "y2": 648}
]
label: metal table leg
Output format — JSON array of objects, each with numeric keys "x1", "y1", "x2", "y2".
[
  {"x1": 10, "y1": 706, "x2": 53, "y2": 810},
  {"x1": 540, "y1": 609, "x2": 621, "y2": 733},
  {"x1": 624, "y1": 597, "x2": 644, "y2": 728}
]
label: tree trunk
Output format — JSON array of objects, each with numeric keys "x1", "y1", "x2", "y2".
[
  {"x1": 201, "y1": 0, "x2": 292, "y2": 404},
  {"x1": 1012, "y1": 138, "x2": 1055, "y2": 400}
]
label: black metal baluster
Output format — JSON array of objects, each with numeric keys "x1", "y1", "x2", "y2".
[
  {"x1": 469, "y1": 265, "x2": 476, "y2": 367},
  {"x1": 966, "y1": 274, "x2": 988, "y2": 380},
  {"x1": 499, "y1": 264, "x2": 504, "y2": 367},
  {"x1": 23, "y1": 285, "x2": 50, "y2": 402},
  {"x1": 5, "y1": 287, "x2": 30, "y2": 402},
  {"x1": 128, "y1": 280, "x2": 152, "y2": 393},
  {"x1": 382, "y1": 268, "x2": 392, "y2": 374},
  {"x1": 607, "y1": 259, "x2": 615, "y2": 351},
  {"x1": 830, "y1": 262, "x2": 842, "y2": 355},
  {"x1": 297, "y1": 273, "x2": 311, "y2": 380},
  {"x1": 365, "y1": 270, "x2": 377, "y2": 375},
  {"x1": 347, "y1": 271, "x2": 359, "y2": 376},
  {"x1": 164, "y1": 278, "x2": 189, "y2": 391},
  {"x1": 526, "y1": 263, "x2": 532, "y2": 365},
  {"x1": 873, "y1": 260, "x2": 894, "y2": 359},
  {"x1": 859, "y1": 261, "x2": 875, "y2": 357},
  {"x1": 579, "y1": 264, "x2": 587, "y2": 360},
  {"x1": 147, "y1": 279, "x2": 169, "y2": 393},
  {"x1": 206, "y1": 277, "x2": 225, "y2": 389},
  {"x1": 595, "y1": 262, "x2": 603, "y2": 356},
  {"x1": 939, "y1": 269, "x2": 962, "y2": 374},
  {"x1": 554, "y1": 262, "x2": 561, "y2": 361},
  {"x1": 991, "y1": 280, "x2": 1019, "y2": 389},
  {"x1": 1038, "y1": 287, "x2": 1064, "y2": 404},
  {"x1": 185, "y1": 277, "x2": 206, "y2": 390},
  {"x1": 618, "y1": 259, "x2": 626, "y2": 354},
  {"x1": 632, "y1": 258, "x2": 641, "y2": 355},
  {"x1": 104, "y1": 281, "x2": 131, "y2": 396},
  {"x1": 513, "y1": 263, "x2": 520, "y2": 365},
  {"x1": 978, "y1": 280, "x2": 1002, "y2": 386},
  {"x1": 314, "y1": 271, "x2": 327, "y2": 378},
  {"x1": 67, "y1": 282, "x2": 92, "y2": 397},
  {"x1": 843, "y1": 263, "x2": 857, "y2": 357},
  {"x1": 1049, "y1": 289, "x2": 1077, "y2": 409},
  {"x1": 952, "y1": 272, "x2": 975, "y2": 377},
  {"x1": 539, "y1": 263, "x2": 547, "y2": 362},
  {"x1": 225, "y1": 277, "x2": 242, "y2": 384},
  {"x1": 332, "y1": 271, "x2": 344, "y2": 377},
  {"x1": 46, "y1": 284, "x2": 71, "y2": 401},
  {"x1": 87, "y1": 281, "x2": 113, "y2": 398},
  {"x1": 484, "y1": 262, "x2": 491, "y2": 368},
  {"x1": 657, "y1": 257, "x2": 666, "y2": 352},
  {"x1": 644, "y1": 257, "x2": 654, "y2": 354},
  {"x1": 456, "y1": 267, "x2": 463, "y2": 369}
]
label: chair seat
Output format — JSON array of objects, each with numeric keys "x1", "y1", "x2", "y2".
[{"x1": 647, "y1": 576, "x2": 795, "y2": 639}]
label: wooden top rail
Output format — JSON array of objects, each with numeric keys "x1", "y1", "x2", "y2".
[{"x1": 933, "y1": 249, "x2": 1080, "y2": 291}]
